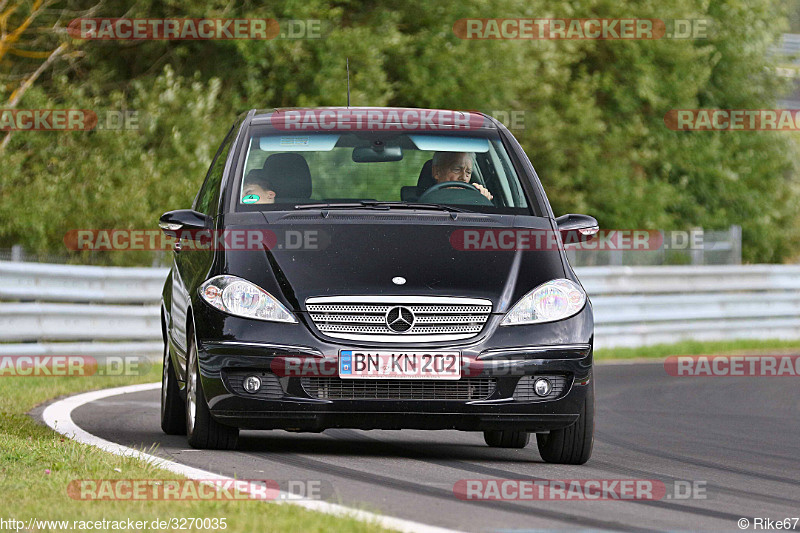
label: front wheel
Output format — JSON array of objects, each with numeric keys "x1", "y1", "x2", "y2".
[
  {"x1": 537, "y1": 382, "x2": 594, "y2": 464},
  {"x1": 185, "y1": 335, "x2": 238, "y2": 450}
]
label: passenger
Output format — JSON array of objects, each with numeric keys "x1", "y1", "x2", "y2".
[{"x1": 241, "y1": 169, "x2": 277, "y2": 204}]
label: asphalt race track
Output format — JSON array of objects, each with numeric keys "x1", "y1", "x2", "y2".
[{"x1": 45, "y1": 362, "x2": 800, "y2": 532}]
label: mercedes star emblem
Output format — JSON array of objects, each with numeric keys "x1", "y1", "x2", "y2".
[{"x1": 385, "y1": 306, "x2": 415, "y2": 333}]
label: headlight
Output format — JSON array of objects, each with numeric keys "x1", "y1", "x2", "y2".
[
  {"x1": 501, "y1": 279, "x2": 586, "y2": 326},
  {"x1": 199, "y1": 275, "x2": 297, "y2": 323}
]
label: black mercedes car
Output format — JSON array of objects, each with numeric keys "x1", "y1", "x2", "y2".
[{"x1": 159, "y1": 107, "x2": 599, "y2": 464}]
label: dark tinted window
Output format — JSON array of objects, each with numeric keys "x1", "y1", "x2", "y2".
[{"x1": 194, "y1": 125, "x2": 235, "y2": 215}]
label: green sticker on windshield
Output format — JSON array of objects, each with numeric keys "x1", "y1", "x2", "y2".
[{"x1": 242, "y1": 194, "x2": 260, "y2": 204}]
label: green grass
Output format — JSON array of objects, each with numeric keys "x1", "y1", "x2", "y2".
[
  {"x1": 595, "y1": 338, "x2": 800, "y2": 361},
  {"x1": 0, "y1": 364, "x2": 387, "y2": 532}
]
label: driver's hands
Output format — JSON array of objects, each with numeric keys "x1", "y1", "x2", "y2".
[{"x1": 474, "y1": 183, "x2": 493, "y2": 201}]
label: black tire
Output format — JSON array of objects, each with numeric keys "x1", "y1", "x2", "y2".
[
  {"x1": 484, "y1": 430, "x2": 530, "y2": 448},
  {"x1": 160, "y1": 341, "x2": 186, "y2": 435},
  {"x1": 537, "y1": 382, "x2": 594, "y2": 464},
  {"x1": 185, "y1": 335, "x2": 238, "y2": 450}
]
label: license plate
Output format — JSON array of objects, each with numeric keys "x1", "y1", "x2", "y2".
[{"x1": 339, "y1": 351, "x2": 461, "y2": 379}]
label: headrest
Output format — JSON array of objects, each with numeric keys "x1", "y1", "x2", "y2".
[
  {"x1": 417, "y1": 159, "x2": 436, "y2": 195},
  {"x1": 262, "y1": 153, "x2": 312, "y2": 199}
]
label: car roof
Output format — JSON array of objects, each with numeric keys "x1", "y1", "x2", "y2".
[{"x1": 246, "y1": 106, "x2": 499, "y2": 130}]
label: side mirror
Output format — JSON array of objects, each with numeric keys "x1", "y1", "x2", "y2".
[
  {"x1": 159, "y1": 209, "x2": 213, "y2": 239},
  {"x1": 556, "y1": 214, "x2": 599, "y2": 247}
]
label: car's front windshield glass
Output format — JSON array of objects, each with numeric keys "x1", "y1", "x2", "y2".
[{"x1": 233, "y1": 127, "x2": 532, "y2": 215}]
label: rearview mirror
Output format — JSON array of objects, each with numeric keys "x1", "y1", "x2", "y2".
[
  {"x1": 159, "y1": 209, "x2": 212, "y2": 238},
  {"x1": 556, "y1": 214, "x2": 599, "y2": 247},
  {"x1": 352, "y1": 144, "x2": 403, "y2": 162}
]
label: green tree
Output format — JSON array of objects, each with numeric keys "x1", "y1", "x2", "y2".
[{"x1": 0, "y1": 0, "x2": 797, "y2": 264}]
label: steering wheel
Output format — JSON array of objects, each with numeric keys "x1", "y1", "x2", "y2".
[{"x1": 418, "y1": 181, "x2": 482, "y2": 202}]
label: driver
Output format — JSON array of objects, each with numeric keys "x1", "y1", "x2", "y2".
[{"x1": 431, "y1": 151, "x2": 493, "y2": 200}]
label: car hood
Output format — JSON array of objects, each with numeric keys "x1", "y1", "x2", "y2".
[{"x1": 222, "y1": 212, "x2": 566, "y2": 314}]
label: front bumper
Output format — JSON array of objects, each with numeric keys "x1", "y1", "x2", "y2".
[
  {"x1": 195, "y1": 340, "x2": 592, "y2": 432},
  {"x1": 190, "y1": 301, "x2": 593, "y2": 432}
]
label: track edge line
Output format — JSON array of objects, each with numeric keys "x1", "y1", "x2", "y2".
[{"x1": 40, "y1": 381, "x2": 464, "y2": 533}]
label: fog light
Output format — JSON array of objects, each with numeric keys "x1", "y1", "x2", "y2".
[
  {"x1": 243, "y1": 375, "x2": 262, "y2": 393},
  {"x1": 533, "y1": 378, "x2": 552, "y2": 397}
]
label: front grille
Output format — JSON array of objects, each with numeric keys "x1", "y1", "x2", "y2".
[
  {"x1": 301, "y1": 377, "x2": 496, "y2": 400},
  {"x1": 513, "y1": 375, "x2": 570, "y2": 401},
  {"x1": 223, "y1": 370, "x2": 283, "y2": 400},
  {"x1": 305, "y1": 297, "x2": 492, "y2": 342}
]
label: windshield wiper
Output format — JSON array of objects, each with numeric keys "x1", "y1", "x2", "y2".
[
  {"x1": 294, "y1": 201, "x2": 470, "y2": 216},
  {"x1": 294, "y1": 202, "x2": 369, "y2": 210},
  {"x1": 369, "y1": 201, "x2": 470, "y2": 214}
]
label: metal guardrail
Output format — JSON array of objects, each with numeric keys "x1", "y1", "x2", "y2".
[
  {"x1": 1, "y1": 261, "x2": 799, "y2": 354},
  {"x1": 0, "y1": 261, "x2": 167, "y2": 303},
  {"x1": 0, "y1": 261, "x2": 168, "y2": 358},
  {"x1": 581, "y1": 265, "x2": 800, "y2": 348}
]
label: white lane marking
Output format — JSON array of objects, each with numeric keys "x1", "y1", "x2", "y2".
[
  {"x1": 42, "y1": 382, "x2": 463, "y2": 533},
  {"x1": 596, "y1": 357, "x2": 666, "y2": 365}
]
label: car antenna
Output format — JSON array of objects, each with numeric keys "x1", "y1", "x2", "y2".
[{"x1": 346, "y1": 58, "x2": 351, "y2": 107}]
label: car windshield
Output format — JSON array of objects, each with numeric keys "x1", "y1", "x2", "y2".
[{"x1": 232, "y1": 128, "x2": 532, "y2": 215}]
